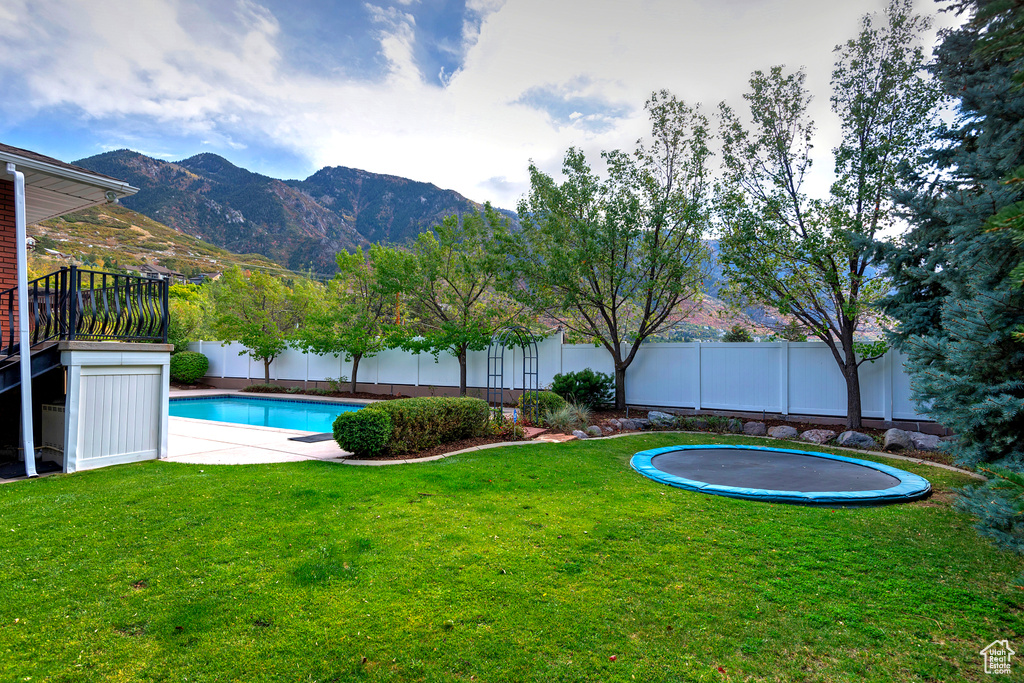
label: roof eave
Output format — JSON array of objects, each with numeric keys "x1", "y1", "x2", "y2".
[{"x1": 0, "y1": 149, "x2": 139, "y2": 198}]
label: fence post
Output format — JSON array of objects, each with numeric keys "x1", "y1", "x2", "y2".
[
  {"x1": 694, "y1": 341, "x2": 702, "y2": 411},
  {"x1": 883, "y1": 350, "x2": 894, "y2": 423},
  {"x1": 780, "y1": 341, "x2": 789, "y2": 416}
]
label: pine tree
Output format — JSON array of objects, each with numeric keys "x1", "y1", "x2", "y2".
[{"x1": 878, "y1": 0, "x2": 1024, "y2": 562}]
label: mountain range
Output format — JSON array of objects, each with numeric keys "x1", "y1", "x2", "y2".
[{"x1": 73, "y1": 150, "x2": 496, "y2": 274}]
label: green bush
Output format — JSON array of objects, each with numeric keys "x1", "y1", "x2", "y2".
[
  {"x1": 241, "y1": 384, "x2": 284, "y2": 393},
  {"x1": 551, "y1": 369, "x2": 614, "y2": 409},
  {"x1": 369, "y1": 396, "x2": 490, "y2": 455},
  {"x1": 518, "y1": 391, "x2": 566, "y2": 422},
  {"x1": 542, "y1": 402, "x2": 592, "y2": 433},
  {"x1": 332, "y1": 410, "x2": 392, "y2": 458},
  {"x1": 169, "y1": 351, "x2": 209, "y2": 384}
]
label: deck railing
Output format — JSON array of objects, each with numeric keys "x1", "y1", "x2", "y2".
[{"x1": 1, "y1": 266, "x2": 168, "y2": 358}]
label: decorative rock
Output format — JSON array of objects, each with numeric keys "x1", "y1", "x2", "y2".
[
  {"x1": 607, "y1": 419, "x2": 622, "y2": 430},
  {"x1": 634, "y1": 418, "x2": 651, "y2": 430},
  {"x1": 571, "y1": 430, "x2": 588, "y2": 440},
  {"x1": 909, "y1": 431, "x2": 940, "y2": 452},
  {"x1": 619, "y1": 419, "x2": 638, "y2": 431},
  {"x1": 586, "y1": 425, "x2": 603, "y2": 437},
  {"x1": 768, "y1": 425, "x2": 799, "y2": 439},
  {"x1": 648, "y1": 411, "x2": 678, "y2": 428},
  {"x1": 883, "y1": 428, "x2": 913, "y2": 451},
  {"x1": 800, "y1": 429, "x2": 836, "y2": 445},
  {"x1": 726, "y1": 418, "x2": 744, "y2": 434},
  {"x1": 836, "y1": 430, "x2": 877, "y2": 450},
  {"x1": 602, "y1": 426, "x2": 615, "y2": 436},
  {"x1": 743, "y1": 421, "x2": 767, "y2": 436}
]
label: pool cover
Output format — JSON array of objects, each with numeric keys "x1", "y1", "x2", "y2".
[{"x1": 631, "y1": 445, "x2": 931, "y2": 506}]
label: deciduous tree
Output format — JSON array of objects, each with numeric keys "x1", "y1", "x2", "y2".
[
  {"x1": 716, "y1": 0, "x2": 940, "y2": 428},
  {"x1": 212, "y1": 267, "x2": 321, "y2": 384},
  {"x1": 507, "y1": 91, "x2": 712, "y2": 409}
]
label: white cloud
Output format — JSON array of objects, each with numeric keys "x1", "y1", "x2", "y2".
[{"x1": 1, "y1": 0, "x2": 960, "y2": 208}]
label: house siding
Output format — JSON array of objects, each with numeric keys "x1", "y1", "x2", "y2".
[{"x1": 0, "y1": 179, "x2": 15, "y2": 294}]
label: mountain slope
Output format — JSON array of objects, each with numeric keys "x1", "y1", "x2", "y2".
[{"x1": 73, "y1": 150, "x2": 489, "y2": 273}]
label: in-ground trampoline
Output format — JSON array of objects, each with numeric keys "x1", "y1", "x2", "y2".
[{"x1": 631, "y1": 445, "x2": 931, "y2": 506}]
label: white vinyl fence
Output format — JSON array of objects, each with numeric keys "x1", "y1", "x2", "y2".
[{"x1": 189, "y1": 337, "x2": 930, "y2": 422}]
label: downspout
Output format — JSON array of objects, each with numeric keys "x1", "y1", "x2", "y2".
[{"x1": 6, "y1": 163, "x2": 37, "y2": 478}]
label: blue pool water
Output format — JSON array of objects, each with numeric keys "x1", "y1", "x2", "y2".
[{"x1": 169, "y1": 396, "x2": 362, "y2": 433}]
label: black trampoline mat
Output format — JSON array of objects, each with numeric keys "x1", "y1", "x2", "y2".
[{"x1": 650, "y1": 448, "x2": 900, "y2": 492}]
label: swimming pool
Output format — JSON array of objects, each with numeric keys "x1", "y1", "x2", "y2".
[{"x1": 169, "y1": 395, "x2": 363, "y2": 433}]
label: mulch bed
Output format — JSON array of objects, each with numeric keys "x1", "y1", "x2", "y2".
[{"x1": 345, "y1": 435, "x2": 524, "y2": 462}]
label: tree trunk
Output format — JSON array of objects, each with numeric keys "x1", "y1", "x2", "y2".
[
  {"x1": 458, "y1": 346, "x2": 468, "y2": 396},
  {"x1": 350, "y1": 353, "x2": 362, "y2": 394},
  {"x1": 843, "y1": 360, "x2": 863, "y2": 430},
  {"x1": 614, "y1": 363, "x2": 627, "y2": 410},
  {"x1": 263, "y1": 358, "x2": 271, "y2": 385}
]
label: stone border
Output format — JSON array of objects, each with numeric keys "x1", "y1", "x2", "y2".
[{"x1": 337, "y1": 429, "x2": 985, "y2": 480}]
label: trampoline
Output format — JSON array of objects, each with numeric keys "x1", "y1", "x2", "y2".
[{"x1": 631, "y1": 445, "x2": 931, "y2": 506}]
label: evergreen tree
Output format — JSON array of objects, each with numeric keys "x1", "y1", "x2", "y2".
[{"x1": 877, "y1": 0, "x2": 1024, "y2": 562}]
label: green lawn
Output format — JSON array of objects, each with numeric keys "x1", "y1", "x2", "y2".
[{"x1": 1, "y1": 433, "x2": 1020, "y2": 682}]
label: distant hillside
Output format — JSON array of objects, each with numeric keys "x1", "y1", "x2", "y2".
[
  {"x1": 28, "y1": 203, "x2": 289, "y2": 278},
  {"x1": 72, "y1": 150, "x2": 494, "y2": 274}
]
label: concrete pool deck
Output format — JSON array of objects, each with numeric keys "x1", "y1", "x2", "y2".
[
  {"x1": 165, "y1": 389, "x2": 541, "y2": 467},
  {"x1": 166, "y1": 389, "x2": 369, "y2": 465}
]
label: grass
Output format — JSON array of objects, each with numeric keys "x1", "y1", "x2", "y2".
[{"x1": 0, "y1": 432, "x2": 1020, "y2": 682}]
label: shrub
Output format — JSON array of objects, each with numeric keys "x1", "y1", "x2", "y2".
[
  {"x1": 169, "y1": 351, "x2": 209, "y2": 384},
  {"x1": 242, "y1": 383, "x2": 285, "y2": 393},
  {"x1": 369, "y1": 396, "x2": 490, "y2": 455},
  {"x1": 550, "y1": 369, "x2": 614, "y2": 409},
  {"x1": 543, "y1": 402, "x2": 592, "y2": 433},
  {"x1": 518, "y1": 391, "x2": 566, "y2": 422},
  {"x1": 332, "y1": 410, "x2": 392, "y2": 457}
]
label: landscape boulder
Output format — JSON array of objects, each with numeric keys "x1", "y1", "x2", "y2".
[
  {"x1": 648, "y1": 411, "x2": 678, "y2": 428},
  {"x1": 768, "y1": 425, "x2": 799, "y2": 439},
  {"x1": 619, "y1": 419, "x2": 638, "y2": 431},
  {"x1": 602, "y1": 426, "x2": 615, "y2": 436},
  {"x1": 800, "y1": 429, "x2": 836, "y2": 445},
  {"x1": 634, "y1": 419, "x2": 651, "y2": 430},
  {"x1": 909, "y1": 431, "x2": 941, "y2": 452},
  {"x1": 743, "y1": 421, "x2": 767, "y2": 436},
  {"x1": 586, "y1": 425, "x2": 604, "y2": 437},
  {"x1": 607, "y1": 419, "x2": 622, "y2": 430},
  {"x1": 571, "y1": 430, "x2": 588, "y2": 440},
  {"x1": 883, "y1": 428, "x2": 913, "y2": 451},
  {"x1": 836, "y1": 431, "x2": 877, "y2": 450},
  {"x1": 726, "y1": 418, "x2": 744, "y2": 434}
]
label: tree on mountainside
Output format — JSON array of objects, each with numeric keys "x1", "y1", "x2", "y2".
[
  {"x1": 212, "y1": 267, "x2": 322, "y2": 384},
  {"x1": 375, "y1": 206, "x2": 532, "y2": 396},
  {"x1": 296, "y1": 247, "x2": 395, "y2": 394},
  {"x1": 505, "y1": 91, "x2": 712, "y2": 410},
  {"x1": 715, "y1": 0, "x2": 941, "y2": 429},
  {"x1": 876, "y1": 0, "x2": 1024, "y2": 563}
]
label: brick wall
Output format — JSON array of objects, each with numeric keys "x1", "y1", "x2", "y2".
[{"x1": 0, "y1": 179, "x2": 14, "y2": 294}]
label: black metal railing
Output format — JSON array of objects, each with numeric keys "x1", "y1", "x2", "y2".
[{"x1": 1, "y1": 266, "x2": 168, "y2": 359}]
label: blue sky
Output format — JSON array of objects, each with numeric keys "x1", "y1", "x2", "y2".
[{"x1": 0, "y1": 0, "x2": 958, "y2": 209}]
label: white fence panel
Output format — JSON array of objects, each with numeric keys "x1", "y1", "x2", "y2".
[
  {"x1": 188, "y1": 337, "x2": 933, "y2": 423},
  {"x1": 561, "y1": 344, "x2": 615, "y2": 377},
  {"x1": 891, "y1": 349, "x2": 928, "y2": 420},
  {"x1": 787, "y1": 343, "x2": 847, "y2": 417},
  {"x1": 308, "y1": 353, "x2": 342, "y2": 382},
  {"x1": 274, "y1": 347, "x2": 309, "y2": 381},
  {"x1": 375, "y1": 348, "x2": 420, "y2": 385},
  {"x1": 625, "y1": 343, "x2": 698, "y2": 408},
  {"x1": 702, "y1": 343, "x2": 782, "y2": 412}
]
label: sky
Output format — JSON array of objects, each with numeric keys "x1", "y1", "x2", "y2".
[{"x1": 0, "y1": 0, "x2": 962, "y2": 210}]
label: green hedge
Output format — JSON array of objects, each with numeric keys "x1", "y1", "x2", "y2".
[
  {"x1": 366, "y1": 396, "x2": 490, "y2": 456},
  {"x1": 518, "y1": 391, "x2": 566, "y2": 420},
  {"x1": 170, "y1": 351, "x2": 209, "y2": 384},
  {"x1": 332, "y1": 410, "x2": 392, "y2": 458},
  {"x1": 551, "y1": 368, "x2": 614, "y2": 408}
]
